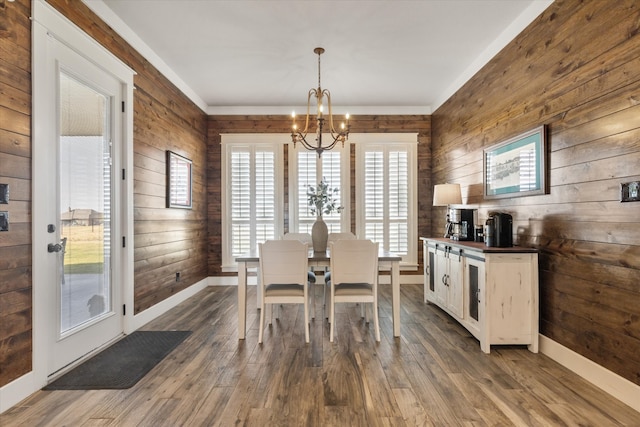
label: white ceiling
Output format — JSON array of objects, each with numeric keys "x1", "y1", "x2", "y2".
[{"x1": 83, "y1": 0, "x2": 552, "y2": 115}]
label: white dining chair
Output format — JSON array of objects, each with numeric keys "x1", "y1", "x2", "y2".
[
  {"x1": 258, "y1": 239, "x2": 310, "y2": 343},
  {"x1": 327, "y1": 239, "x2": 380, "y2": 342},
  {"x1": 283, "y1": 232, "x2": 317, "y2": 319},
  {"x1": 322, "y1": 231, "x2": 356, "y2": 306}
]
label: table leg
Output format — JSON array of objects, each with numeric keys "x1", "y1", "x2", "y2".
[
  {"x1": 237, "y1": 261, "x2": 247, "y2": 340},
  {"x1": 392, "y1": 260, "x2": 401, "y2": 337}
]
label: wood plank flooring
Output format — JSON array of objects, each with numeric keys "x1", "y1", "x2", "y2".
[{"x1": 2, "y1": 284, "x2": 638, "y2": 426}]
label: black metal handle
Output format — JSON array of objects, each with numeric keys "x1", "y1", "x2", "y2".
[{"x1": 48, "y1": 243, "x2": 62, "y2": 253}]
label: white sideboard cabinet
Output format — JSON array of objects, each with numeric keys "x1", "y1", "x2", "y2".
[{"x1": 421, "y1": 237, "x2": 539, "y2": 353}]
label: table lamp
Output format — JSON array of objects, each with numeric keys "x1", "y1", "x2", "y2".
[{"x1": 433, "y1": 183, "x2": 462, "y2": 238}]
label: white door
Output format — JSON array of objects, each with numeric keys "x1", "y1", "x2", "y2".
[{"x1": 34, "y1": 28, "x2": 125, "y2": 377}]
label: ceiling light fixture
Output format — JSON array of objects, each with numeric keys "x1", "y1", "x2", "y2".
[{"x1": 291, "y1": 47, "x2": 350, "y2": 157}]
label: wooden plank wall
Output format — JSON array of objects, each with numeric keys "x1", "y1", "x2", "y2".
[
  {"x1": 0, "y1": 0, "x2": 32, "y2": 387},
  {"x1": 0, "y1": 0, "x2": 209, "y2": 388},
  {"x1": 207, "y1": 115, "x2": 432, "y2": 277},
  {"x1": 431, "y1": 0, "x2": 640, "y2": 386}
]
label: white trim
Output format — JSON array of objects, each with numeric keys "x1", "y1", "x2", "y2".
[
  {"x1": 208, "y1": 276, "x2": 257, "y2": 286},
  {"x1": 83, "y1": 2, "x2": 431, "y2": 116},
  {"x1": 0, "y1": 372, "x2": 37, "y2": 413},
  {"x1": 349, "y1": 133, "x2": 419, "y2": 144},
  {"x1": 33, "y1": 1, "x2": 135, "y2": 78},
  {"x1": 220, "y1": 137, "x2": 284, "y2": 269},
  {"x1": 220, "y1": 133, "x2": 290, "y2": 145},
  {"x1": 355, "y1": 135, "x2": 419, "y2": 267},
  {"x1": 81, "y1": 0, "x2": 207, "y2": 112},
  {"x1": 433, "y1": 0, "x2": 553, "y2": 111},
  {"x1": 540, "y1": 335, "x2": 640, "y2": 413},
  {"x1": 208, "y1": 105, "x2": 431, "y2": 116},
  {"x1": 130, "y1": 278, "x2": 209, "y2": 330}
]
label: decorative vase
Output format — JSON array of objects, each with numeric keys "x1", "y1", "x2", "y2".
[{"x1": 311, "y1": 216, "x2": 328, "y2": 252}]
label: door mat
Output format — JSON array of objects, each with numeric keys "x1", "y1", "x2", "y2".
[{"x1": 44, "y1": 330, "x2": 192, "y2": 390}]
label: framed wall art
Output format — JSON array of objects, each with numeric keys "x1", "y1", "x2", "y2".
[
  {"x1": 620, "y1": 181, "x2": 640, "y2": 202},
  {"x1": 483, "y1": 125, "x2": 548, "y2": 199},
  {"x1": 166, "y1": 151, "x2": 193, "y2": 209}
]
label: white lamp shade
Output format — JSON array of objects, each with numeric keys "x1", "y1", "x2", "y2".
[{"x1": 433, "y1": 183, "x2": 462, "y2": 206}]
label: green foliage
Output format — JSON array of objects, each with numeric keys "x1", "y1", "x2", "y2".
[{"x1": 307, "y1": 178, "x2": 342, "y2": 217}]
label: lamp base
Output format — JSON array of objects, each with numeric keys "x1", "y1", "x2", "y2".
[{"x1": 444, "y1": 222, "x2": 453, "y2": 239}]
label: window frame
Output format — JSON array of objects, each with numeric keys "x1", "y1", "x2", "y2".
[
  {"x1": 221, "y1": 134, "x2": 285, "y2": 271},
  {"x1": 288, "y1": 141, "x2": 351, "y2": 234},
  {"x1": 354, "y1": 133, "x2": 418, "y2": 269}
]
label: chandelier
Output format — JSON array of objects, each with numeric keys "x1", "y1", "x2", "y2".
[{"x1": 291, "y1": 47, "x2": 350, "y2": 157}]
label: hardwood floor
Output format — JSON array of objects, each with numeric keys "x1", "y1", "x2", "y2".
[{"x1": 2, "y1": 284, "x2": 638, "y2": 426}]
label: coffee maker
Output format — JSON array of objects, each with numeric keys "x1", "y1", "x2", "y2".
[
  {"x1": 485, "y1": 212, "x2": 513, "y2": 247},
  {"x1": 448, "y1": 208, "x2": 476, "y2": 241}
]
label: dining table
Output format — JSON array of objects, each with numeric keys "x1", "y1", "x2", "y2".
[{"x1": 235, "y1": 248, "x2": 403, "y2": 339}]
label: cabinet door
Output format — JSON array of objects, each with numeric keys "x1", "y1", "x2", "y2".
[
  {"x1": 424, "y1": 243, "x2": 436, "y2": 303},
  {"x1": 434, "y1": 246, "x2": 448, "y2": 307},
  {"x1": 447, "y1": 249, "x2": 464, "y2": 317},
  {"x1": 465, "y1": 256, "x2": 485, "y2": 323}
]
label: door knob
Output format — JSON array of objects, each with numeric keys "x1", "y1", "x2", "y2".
[{"x1": 48, "y1": 243, "x2": 62, "y2": 253}]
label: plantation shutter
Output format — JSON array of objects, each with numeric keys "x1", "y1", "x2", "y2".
[
  {"x1": 229, "y1": 146, "x2": 276, "y2": 258},
  {"x1": 230, "y1": 149, "x2": 251, "y2": 257},
  {"x1": 295, "y1": 149, "x2": 343, "y2": 234},
  {"x1": 362, "y1": 146, "x2": 409, "y2": 256},
  {"x1": 297, "y1": 151, "x2": 316, "y2": 234}
]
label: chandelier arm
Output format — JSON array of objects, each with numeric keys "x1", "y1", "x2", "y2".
[
  {"x1": 291, "y1": 47, "x2": 350, "y2": 157},
  {"x1": 323, "y1": 89, "x2": 349, "y2": 142},
  {"x1": 323, "y1": 89, "x2": 337, "y2": 135},
  {"x1": 302, "y1": 88, "x2": 316, "y2": 135},
  {"x1": 297, "y1": 134, "x2": 315, "y2": 151}
]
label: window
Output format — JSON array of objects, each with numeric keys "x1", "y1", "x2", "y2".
[
  {"x1": 288, "y1": 143, "x2": 350, "y2": 234},
  {"x1": 221, "y1": 135, "x2": 284, "y2": 270},
  {"x1": 221, "y1": 133, "x2": 417, "y2": 270},
  {"x1": 355, "y1": 134, "x2": 418, "y2": 267}
]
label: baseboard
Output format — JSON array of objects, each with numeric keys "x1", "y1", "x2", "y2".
[
  {"x1": 0, "y1": 372, "x2": 38, "y2": 414},
  {"x1": 208, "y1": 275, "x2": 257, "y2": 286},
  {"x1": 540, "y1": 335, "x2": 640, "y2": 413},
  {"x1": 131, "y1": 277, "x2": 209, "y2": 330}
]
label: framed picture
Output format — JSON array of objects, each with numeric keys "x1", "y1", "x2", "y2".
[
  {"x1": 166, "y1": 151, "x2": 192, "y2": 209},
  {"x1": 483, "y1": 125, "x2": 547, "y2": 199},
  {"x1": 0, "y1": 184, "x2": 8, "y2": 204},
  {"x1": 620, "y1": 181, "x2": 640, "y2": 202}
]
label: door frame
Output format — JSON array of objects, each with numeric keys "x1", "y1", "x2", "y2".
[{"x1": 32, "y1": 0, "x2": 135, "y2": 383}]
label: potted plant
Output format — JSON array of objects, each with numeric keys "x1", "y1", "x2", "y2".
[{"x1": 307, "y1": 178, "x2": 342, "y2": 251}]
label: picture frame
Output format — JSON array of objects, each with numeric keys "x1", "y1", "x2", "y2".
[
  {"x1": 620, "y1": 181, "x2": 640, "y2": 202},
  {"x1": 0, "y1": 184, "x2": 8, "y2": 204},
  {"x1": 166, "y1": 151, "x2": 192, "y2": 209},
  {"x1": 483, "y1": 125, "x2": 547, "y2": 199}
]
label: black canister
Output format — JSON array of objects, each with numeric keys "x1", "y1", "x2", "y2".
[
  {"x1": 474, "y1": 225, "x2": 484, "y2": 242},
  {"x1": 493, "y1": 212, "x2": 513, "y2": 247},
  {"x1": 484, "y1": 217, "x2": 495, "y2": 247}
]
